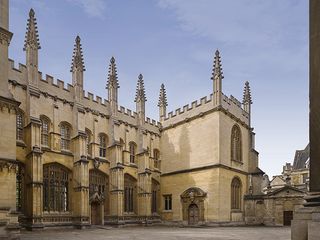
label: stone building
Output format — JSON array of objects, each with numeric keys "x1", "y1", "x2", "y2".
[
  {"x1": 0, "y1": 1, "x2": 262, "y2": 234},
  {"x1": 244, "y1": 145, "x2": 309, "y2": 226}
]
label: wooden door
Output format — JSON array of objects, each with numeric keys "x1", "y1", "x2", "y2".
[
  {"x1": 188, "y1": 204, "x2": 199, "y2": 225},
  {"x1": 283, "y1": 211, "x2": 293, "y2": 226},
  {"x1": 91, "y1": 202, "x2": 100, "y2": 225}
]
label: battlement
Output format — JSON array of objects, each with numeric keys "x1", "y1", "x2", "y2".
[
  {"x1": 165, "y1": 94, "x2": 213, "y2": 121},
  {"x1": 162, "y1": 92, "x2": 249, "y2": 129},
  {"x1": 117, "y1": 105, "x2": 161, "y2": 131}
]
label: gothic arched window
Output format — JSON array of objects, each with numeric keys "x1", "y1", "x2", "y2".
[
  {"x1": 99, "y1": 133, "x2": 107, "y2": 158},
  {"x1": 231, "y1": 124, "x2": 242, "y2": 162},
  {"x1": 41, "y1": 116, "x2": 50, "y2": 147},
  {"x1": 129, "y1": 142, "x2": 136, "y2": 164},
  {"x1": 16, "y1": 111, "x2": 24, "y2": 141},
  {"x1": 124, "y1": 174, "x2": 137, "y2": 213},
  {"x1": 231, "y1": 177, "x2": 242, "y2": 210},
  {"x1": 153, "y1": 149, "x2": 160, "y2": 169},
  {"x1": 151, "y1": 179, "x2": 160, "y2": 214},
  {"x1": 85, "y1": 129, "x2": 92, "y2": 156},
  {"x1": 60, "y1": 122, "x2": 71, "y2": 151},
  {"x1": 43, "y1": 163, "x2": 70, "y2": 212}
]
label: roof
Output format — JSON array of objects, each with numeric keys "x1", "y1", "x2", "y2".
[
  {"x1": 267, "y1": 185, "x2": 306, "y2": 197},
  {"x1": 293, "y1": 144, "x2": 310, "y2": 170}
]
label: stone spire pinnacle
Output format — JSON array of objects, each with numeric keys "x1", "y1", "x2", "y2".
[
  {"x1": 243, "y1": 81, "x2": 253, "y2": 105},
  {"x1": 135, "y1": 74, "x2": 147, "y2": 102},
  {"x1": 211, "y1": 49, "x2": 224, "y2": 81},
  {"x1": 70, "y1": 35, "x2": 85, "y2": 72},
  {"x1": 158, "y1": 84, "x2": 168, "y2": 107},
  {"x1": 23, "y1": 8, "x2": 41, "y2": 51},
  {"x1": 106, "y1": 56, "x2": 119, "y2": 89},
  {"x1": 212, "y1": 49, "x2": 224, "y2": 106}
]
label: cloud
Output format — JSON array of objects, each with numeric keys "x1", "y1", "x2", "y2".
[{"x1": 67, "y1": 0, "x2": 106, "y2": 19}]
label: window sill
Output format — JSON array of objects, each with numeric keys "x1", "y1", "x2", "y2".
[
  {"x1": 162, "y1": 210, "x2": 173, "y2": 213},
  {"x1": 61, "y1": 150, "x2": 73, "y2": 156},
  {"x1": 41, "y1": 146, "x2": 51, "y2": 152},
  {"x1": 129, "y1": 163, "x2": 138, "y2": 168},
  {"x1": 231, "y1": 209, "x2": 242, "y2": 213},
  {"x1": 231, "y1": 160, "x2": 244, "y2": 165},
  {"x1": 16, "y1": 140, "x2": 26, "y2": 148}
]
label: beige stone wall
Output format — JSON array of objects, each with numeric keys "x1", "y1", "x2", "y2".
[{"x1": 161, "y1": 167, "x2": 247, "y2": 223}]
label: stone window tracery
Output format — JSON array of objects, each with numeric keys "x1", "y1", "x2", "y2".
[
  {"x1": 41, "y1": 117, "x2": 50, "y2": 146},
  {"x1": 124, "y1": 174, "x2": 137, "y2": 213},
  {"x1": 129, "y1": 142, "x2": 136, "y2": 164},
  {"x1": 231, "y1": 177, "x2": 242, "y2": 210},
  {"x1": 164, "y1": 195, "x2": 172, "y2": 210},
  {"x1": 153, "y1": 149, "x2": 160, "y2": 169},
  {"x1": 231, "y1": 125, "x2": 242, "y2": 162},
  {"x1": 86, "y1": 129, "x2": 92, "y2": 156},
  {"x1": 99, "y1": 134, "x2": 107, "y2": 158},
  {"x1": 60, "y1": 123, "x2": 71, "y2": 151},
  {"x1": 43, "y1": 163, "x2": 69, "y2": 212}
]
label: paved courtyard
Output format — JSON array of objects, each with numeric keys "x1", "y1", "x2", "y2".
[{"x1": 20, "y1": 226, "x2": 291, "y2": 240}]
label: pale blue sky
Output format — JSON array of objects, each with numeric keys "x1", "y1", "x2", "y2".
[{"x1": 8, "y1": 0, "x2": 308, "y2": 177}]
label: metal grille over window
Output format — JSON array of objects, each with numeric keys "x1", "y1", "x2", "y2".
[{"x1": 16, "y1": 113, "x2": 23, "y2": 141}]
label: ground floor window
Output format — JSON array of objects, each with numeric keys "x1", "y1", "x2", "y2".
[
  {"x1": 164, "y1": 195, "x2": 172, "y2": 210},
  {"x1": 16, "y1": 164, "x2": 24, "y2": 212},
  {"x1": 124, "y1": 174, "x2": 137, "y2": 213},
  {"x1": 43, "y1": 163, "x2": 69, "y2": 212}
]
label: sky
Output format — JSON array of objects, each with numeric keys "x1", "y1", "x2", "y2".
[{"x1": 8, "y1": 0, "x2": 308, "y2": 177}]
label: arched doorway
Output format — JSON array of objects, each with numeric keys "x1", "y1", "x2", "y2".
[
  {"x1": 91, "y1": 201, "x2": 101, "y2": 225},
  {"x1": 89, "y1": 169, "x2": 108, "y2": 225},
  {"x1": 181, "y1": 187, "x2": 207, "y2": 225},
  {"x1": 188, "y1": 204, "x2": 199, "y2": 225}
]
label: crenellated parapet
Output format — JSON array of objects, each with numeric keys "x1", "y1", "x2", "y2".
[{"x1": 162, "y1": 92, "x2": 250, "y2": 130}]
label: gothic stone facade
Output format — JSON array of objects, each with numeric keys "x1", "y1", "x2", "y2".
[{"x1": 0, "y1": 2, "x2": 261, "y2": 232}]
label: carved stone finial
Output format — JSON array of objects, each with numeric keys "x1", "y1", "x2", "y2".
[
  {"x1": 243, "y1": 81, "x2": 253, "y2": 104},
  {"x1": 158, "y1": 83, "x2": 168, "y2": 107},
  {"x1": 135, "y1": 73, "x2": 147, "y2": 102},
  {"x1": 70, "y1": 35, "x2": 85, "y2": 72},
  {"x1": 106, "y1": 56, "x2": 119, "y2": 89},
  {"x1": 211, "y1": 49, "x2": 224, "y2": 81},
  {"x1": 23, "y1": 8, "x2": 41, "y2": 51}
]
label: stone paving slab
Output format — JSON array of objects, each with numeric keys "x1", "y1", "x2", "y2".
[{"x1": 20, "y1": 226, "x2": 291, "y2": 240}]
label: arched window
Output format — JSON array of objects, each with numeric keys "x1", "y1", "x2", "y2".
[
  {"x1": 43, "y1": 163, "x2": 70, "y2": 212},
  {"x1": 151, "y1": 179, "x2": 160, "y2": 214},
  {"x1": 99, "y1": 134, "x2": 107, "y2": 158},
  {"x1": 85, "y1": 129, "x2": 92, "y2": 156},
  {"x1": 124, "y1": 174, "x2": 137, "y2": 213},
  {"x1": 41, "y1": 116, "x2": 50, "y2": 147},
  {"x1": 60, "y1": 123, "x2": 71, "y2": 151},
  {"x1": 129, "y1": 142, "x2": 136, "y2": 164},
  {"x1": 154, "y1": 149, "x2": 160, "y2": 169},
  {"x1": 120, "y1": 138, "x2": 125, "y2": 163},
  {"x1": 16, "y1": 112, "x2": 24, "y2": 141},
  {"x1": 231, "y1": 125, "x2": 242, "y2": 162},
  {"x1": 231, "y1": 177, "x2": 242, "y2": 210}
]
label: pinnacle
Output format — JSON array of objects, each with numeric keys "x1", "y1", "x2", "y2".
[
  {"x1": 106, "y1": 56, "x2": 119, "y2": 89},
  {"x1": 211, "y1": 49, "x2": 224, "y2": 81},
  {"x1": 158, "y1": 83, "x2": 168, "y2": 107},
  {"x1": 70, "y1": 35, "x2": 85, "y2": 72},
  {"x1": 243, "y1": 81, "x2": 253, "y2": 104},
  {"x1": 135, "y1": 73, "x2": 147, "y2": 102},
  {"x1": 24, "y1": 8, "x2": 41, "y2": 51}
]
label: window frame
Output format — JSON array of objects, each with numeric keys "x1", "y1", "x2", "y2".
[
  {"x1": 163, "y1": 194, "x2": 172, "y2": 211},
  {"x1": 60, "y1": 123, "x2": 71, "y2": 151}
]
